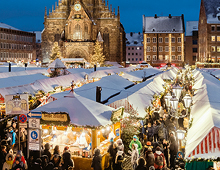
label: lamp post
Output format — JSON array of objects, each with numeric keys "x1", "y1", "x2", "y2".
[
  {"x1": 164, "y1": 93, "x2": 172, "y2": 107},
  {"x1": 172, "y1": 84, "x2": 182, "y2": 100},
  {"x1": 183, "y1": 93, "x2": 192, "y2": 116},
  {"x1": 176, "y1": 129, "x2": 186, "y2": 152},
  {"x1": 169, "y1": 95, "x2": 179, "y2": 117}
]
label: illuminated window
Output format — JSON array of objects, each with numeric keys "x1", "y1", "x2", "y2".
[
  {"x1": 147, "y1": 37, "x2": 150, "y2": 43},
  {"x1": 211, "y1": 46, "x2": 216, "y2": 52},
  {"x1": 178, "y1": 55, "x2": 181, "y2": 60},
  {"x1": 153, "y1": 55, "x2": 157, "y2": 61},
  {"x1": 147, "y1": 46, "x2": 151, "y2": 52},
  {"x1": 211, "y1": 36, "x2": 216, "y2": 42},
  {"x1": 177, "y1": 46, "x2": 181, "y2": 52},
  {"x1": 165, "y1": 55, "x2": 169, "y2": 60},
  {"x1": 147, "y1": 55, "x2": 151, "y2": 61},
  {"x1": 153, "y1": 37, "x2": 157, "y2": 43},
  {"x1": 171, "y1": 37, "x2": 175, "y2": 43},
  {"x1": 159, "y1": 55, "x2": 163, "y2": 60},
  {"x1": 177, "y1": 37, "x2": 181, "y2": 43},
  {"x1": 153, "y1": 46, "x2": 157, "y2": 52},
  {"x1": 165, "y1": 37, "x2": 169, "y2": 43},
  {"x1": 212, "y1": 57, "x2": 216, "y2": 62},
  {"x1": 159, "y1": 46, "x2": 163, "y2": 52},
  {"x1": 159, "y1": 37, "x2": 163, "y2": 43},
  {"x1": 172, "y1": 46, "x2": 175, "y2": 52},
  {"x1": 73, "y1": 24, "x2": 82, "y2": 39},
  {"x1": 217, "y1": 46, "x2": 220, "y2": 52},
  {"x1": 217, "y1": 36, "x2": 220, "y2": 42}
]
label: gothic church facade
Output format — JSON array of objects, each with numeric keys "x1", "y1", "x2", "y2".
[{"x1": 42, "y1": 0, "x2": 126, "y2": 64}]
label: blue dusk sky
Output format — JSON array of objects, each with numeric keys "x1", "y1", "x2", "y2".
[{"x1": 0, "y1": 0, "x2": 201, "y2": 33}]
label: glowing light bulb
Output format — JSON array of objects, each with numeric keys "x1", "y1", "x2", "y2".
[{"x1": 44, "y1": 129, "x2": 48, "y2": 134}]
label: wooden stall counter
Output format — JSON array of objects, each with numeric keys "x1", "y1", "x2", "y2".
[{"x1": 72, "y1": 152, "x2": 109, "y2": 170}]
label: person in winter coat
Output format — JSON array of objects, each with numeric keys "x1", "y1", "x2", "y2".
[
  {"x1": 91, "y1": 148, "x2": 102, "y2": 170},
  {"x1": 41, "y1": 155, "x2": 49, "y2": 170},
  {"x1": 114, "y1": 150, "x2": 124, "y2": 170},
  {"x1": 130, "y1": 144, "x2": 139, "y2": 170},
  {"x1": 169, "y1": 136, "x2": 178, "y2": 169},
  {"x1": 3, "y1": 151, "x2": 14, "y2": 170},
  {"x1": 8, "y1": 127, "x2": 16, "y2": 150},
  {"x1": 145, "y1": 147, "x2": 155, "y2": 170},
  {"x1": 42, "y1": 143, "x2": 52, "y2": 160},
  {"x1": 112, "y1": 143, "x2": 118, "y2": 170},
  {"x1": 62, "y1": 147, "x2": 74, "y2": 170},
  {"x1": 0, "y1": 145, "x2": 7, "y2": 170},
  {"x1": 45, "y1": 162, "x2": 54, "y2": 170},
  {"x1": 129, "y1": 135, "x2": 142, "y2": 155},
  {"x1": 162, "y1": 139, "x2": 169, "y2": 168},
  {"x1": 13, "y1": 151, "x2": 27, "y2": 169},
  {"x1": 53, "y1": 145, "x2": 60, "y2": 155},
  {"x1": 146, "y1": 123, "x2": 154, "y2": 142},
  {"x1": 12, "y1": 157, "x2": 24, "y2": 170},
  {"x1": 154, "y1": 146, "x2": 165, "y2": 170},
  {"x1": 116, "y1": 139, "x2": 124, "y2": 152},
  {"x1": 51, "y1": 154, "x2": 61, "y2": 168},
  {"x1": 32, "y1": 158, "x2": 43, "y2": 170},
  {"x1": 135, "y1": 157, "x2": 147, "y2": 170}
]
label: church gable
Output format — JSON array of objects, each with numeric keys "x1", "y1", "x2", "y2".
[{"x1": 66, "y1": 1, "x2": 93, "y2": 41}]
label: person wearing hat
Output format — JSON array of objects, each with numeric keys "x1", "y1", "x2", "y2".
[{"x1": 129, "y1": 135, "x2": 142, "y2": 155}]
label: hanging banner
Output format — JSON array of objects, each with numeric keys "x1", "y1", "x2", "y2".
[{"x1": 5, "y1": 94, "x2": 29, "y2": 115}]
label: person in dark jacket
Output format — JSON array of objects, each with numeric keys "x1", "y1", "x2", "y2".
[
  {"x1": 135, "y1": 157, "x2": 147, "y2": 170},
  {"x1": 114, "y1": 150, "x2": 124, "y2": 170},
  {"x1": 91, "y1": 148, "x2": 102, "y2": 170},
  {"x1": 53, "y1": 145, "x2": 60, "y2": 156},
  {"x1": 42, "y1": 143, "x2": 52, "y2": 160},
  {"x1": 146, "y1": 123, "x2": 154, "y2": 142},
  {"x1": 61, "y1": 147, "x2": 73, "y2": 170},
  {"x1": 145, "y1": 148, "x2": 155, "y2": 170},
  {"x1": 51, "y1": 154, "x2": 61, "y2": 168},
  {"x1": 32, "y1": 158, "x2": 43, "y2": 170},
  {"x1": 163, "y1": 139, "x2": 169, "y2": 168},
  {"x1": 169, "y1": 136, "x2": 178, "y2": 169},
  {"x1": 41, "y1": 155, "x2": 49, "y2": 170},
  {"x1": 45, "y1": 162, "x2": 54, "y2": 170},
  {"x1": 12, "y1": 157, "x2": 24, "y2": 170},
  {"x1": 107, "y1": 138, "x2": 114, "y2": 170},
  {"x1": 0, "y1": 145, "x2": 7, "y2": 170}
]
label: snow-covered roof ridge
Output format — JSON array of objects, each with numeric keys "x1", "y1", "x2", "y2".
[
  {"x1": 126, "y1": 32, "x2": 143, "y2": 47},
  {"x1": 143, "y1": 15, "x2": 185, "y2": 33},
  {"x1": 0, "y1": 22, "x2": 20, "y2": 30},
  {"x1": 204, "y1": 0, "x2": 220, "y2": 24}
]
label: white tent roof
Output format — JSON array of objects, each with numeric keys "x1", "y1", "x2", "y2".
[
  {"x1": 121, "y1": 68, "x2": 162, "y2": 82},
  {"x1": 48, "y1": 59, "x2": 66, "y2": 69},
  {"x1": 185, "y1": 71, "x2": 220, "y2": 159},
  {"x1": 106, "y1": 75, "x2": 165, "y2": 118},
  {"x1": 33, "y1": 92, "x2": 114, "y2": 126},
  {"x1": 159, "y1": 69, "x2": 176, "y2": 80},
  {"x1": 0, "y1": 69, "x2": 48, "y2": 78}
]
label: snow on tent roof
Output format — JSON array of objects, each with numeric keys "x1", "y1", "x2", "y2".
[
  {"x1": 74, "y1": 74, "x2": 134, "y2": 102},
  {"x1": 159, "y1": 69, "x2": 176, "y2": 80},
  {"x1": 0, "y1": 69, "x2": 48, "y2": 78},
  {"x1": 0, "y1": 66, "x2": 47, "y2": 73},
  {"x1": 33, "y1": 92, "x2": 114, "y2": 126},
  {"x1": 143, "y1": 16, "x2": 184, "y2": 33},
  {"x1": 210, "y1": 69, "x2": 220, "y2": 79},
  {"x1": 105, "y1": 75, "x2": 165, "y2": 118},
  {"x1": 185, "y1": 71, "x2": 220, "y2": 158},
  {"x1": 48, "y1": 59, "x2": 66, "y2": 68},
  {"x1": 121, "y1": 68, "x2": 162, "y2": 82}
]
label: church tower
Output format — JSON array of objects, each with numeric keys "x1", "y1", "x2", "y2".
[{"x1": 41, "y1": 0, "x2": 126, "y2": 64}]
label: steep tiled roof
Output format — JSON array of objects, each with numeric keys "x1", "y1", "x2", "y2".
[
  {"x1": 203, "y1": 0, "x2": 220, "y2": 24},
  {"x1": 143, "y1": 15, "x2": 184, "y2": 33},
  {"x1": 0, "y1": 22, "x2": 20, "y2": 30},
  {"x1": 126, "y1": 33, "x2": 143, "y2": 47}
]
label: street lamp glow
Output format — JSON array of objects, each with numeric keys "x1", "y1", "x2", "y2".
[
  {"x1": 164, "y1": 93, "x2": 172, "y2": 107},
  {"x1": 172, "y1": 84, "x2": 182, "y2": 100},
  {"x1": 170, "y1": 95, "x2": 179, "y2": 110},
  {"x1": 183, "y1": 93, "x2": 192, "y2": 108},
  {"x1": 176, "y1": 129, "x2": 186, "y2": 140}
]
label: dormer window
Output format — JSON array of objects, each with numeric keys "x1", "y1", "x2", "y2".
[{"x1": 134, "y1": 41, "x2": 138, "y2": 44}]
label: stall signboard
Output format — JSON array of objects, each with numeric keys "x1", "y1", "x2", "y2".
[
  {"x1": 111, "y1": 107, "x2": 123, "y2": 121},
  {"x1": 42, "y1": 113, "x2": 68, "y2": 122},
  {"x1": 5, "y1": 94, "x2": 29, "y2": 115},
  {"x1": 29, "y1": 118, "x2": 40, "y2": 129}
]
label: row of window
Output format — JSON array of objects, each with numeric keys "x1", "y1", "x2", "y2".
[
  {"x1": 146, "y1": 37, "x2": 182, "y2": 43},
  {"x1": 127, "y1": 47, "x2": 142, "y2": 50},
  {"x1": 211, "y1": 46, "x2": 220, "y2": 52},
  {"x1": 146, "y1": 55, "x2": 182, "y2": 61},
  {"x1": 127, "y1": 53, "x2": 142, "y2": 56},
  {"x1": 0, "y1": 52, "x2": 33, "y2": 60},
  {"x1": 0, "y1": 33, "x2": 33, "y2": 42},
  {"x1": 211, "y1": 36, "x2": 220, "y2": 42},
  {"x1": 210, "y1": 56, "x2": 220, "y2": 62},
  {"x1": 127, "y1": 58, "x2": 143, "y2": 61},
  {"x1": 211, "y1": 25, "x2": 220, "y2": 32},
  {"x1": 0, "y1": 43, "x2": 33, "y2": 50},
  {"x1": 146, "y1": 46, "x2": 182, "y2": 52}
]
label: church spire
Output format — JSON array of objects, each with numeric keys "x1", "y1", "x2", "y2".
[
  {"x1": 107, "y1": 1, "x2": 109, "y2": 9},
  {"x1": 55, "y1": 1, "x2": 57, "y2": 9},
  {"x1": 117, "y1": 6, "x2": 120, "y2": 20},
  {"x1": 44, "y1": 7, "x2": 47, "y2": 17},
  {"x1": 110, "y1": 4, "x2": 112, "y2": 12}
]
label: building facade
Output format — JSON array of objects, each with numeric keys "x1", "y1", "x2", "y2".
[
  {"x1": 143, "y1": 14, "x2": 185, "y2": 67},
  {"x1": 185, "y1": 21, "x2": 199, "y2": 66},
  {"x1": 42, "y1": 0, "x2": 126, "y2": 64},
  {"x1": 198, "y1": 0, "x2": 220, "y2": 67},
  {"x1": 126, "y1": 32, "x2": 143, "y2": 66},
  {"x1": 0, "y1": 23, "x2": 36, "y2": 63},
  {"x1": 34, "y1": 31, "x2": 42, "y2": 62}
]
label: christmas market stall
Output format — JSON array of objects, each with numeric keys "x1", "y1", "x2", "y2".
[{"x1": 32, "y1": 92, "x2": 124, "y2": 170}]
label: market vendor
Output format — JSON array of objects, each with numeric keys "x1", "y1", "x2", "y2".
[{"x1": 129, "y1": 135, "x2": 142, "y2": 154}]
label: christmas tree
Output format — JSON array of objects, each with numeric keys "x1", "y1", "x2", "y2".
[
  {"x1": 90, "y1": 41, "x2": 105, "y2": 66},
  {"x1": 50, "y1": 42, "x2": 61, "y2": 62}
]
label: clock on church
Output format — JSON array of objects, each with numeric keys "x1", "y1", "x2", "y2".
[{"x1": 74, "y1": 4, "x2": 81, "y2": 11}]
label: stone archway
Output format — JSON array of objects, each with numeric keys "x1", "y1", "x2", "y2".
[{"x1": 67, "y1": 48, "x2": 89, "y2": 61}]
